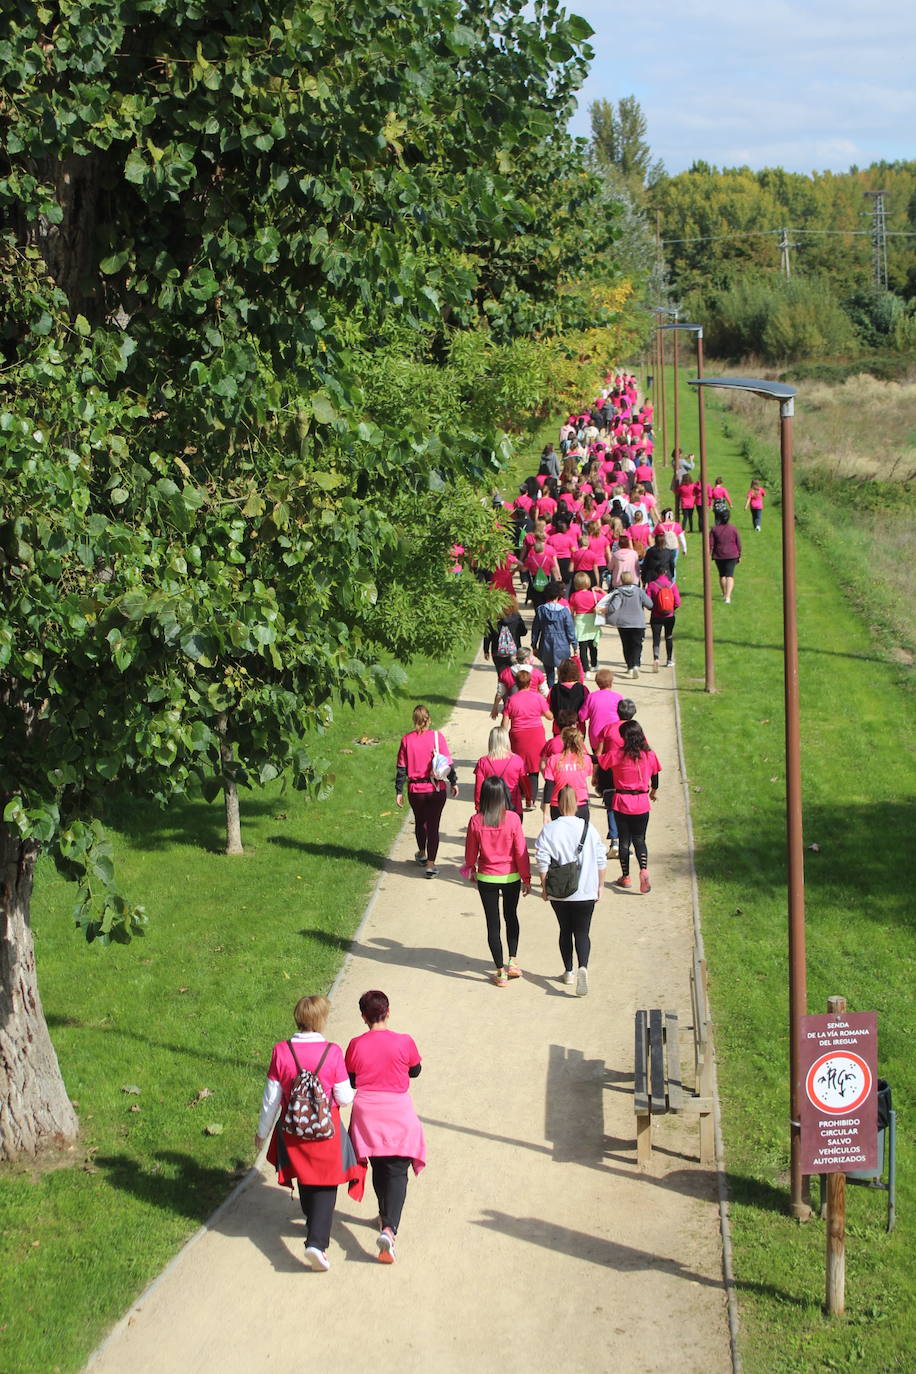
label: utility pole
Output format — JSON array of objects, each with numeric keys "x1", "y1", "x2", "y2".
[
  {"x1": 778, "y1": 226, "x2": 798, "y2": 279},
  {"x1": 864, "y1": 190, "x2": 889, "y2": 291}
]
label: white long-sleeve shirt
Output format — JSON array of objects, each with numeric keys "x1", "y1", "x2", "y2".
[{"x1": 257, "y1": 1031, "x2": 354, "y2": 1139}]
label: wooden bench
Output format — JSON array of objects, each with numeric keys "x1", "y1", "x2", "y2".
[{"x1": 634, "y1": 951, "x2": 715, "y2": 1168}]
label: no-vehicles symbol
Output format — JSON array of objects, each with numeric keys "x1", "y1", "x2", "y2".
[{"x1": 805, "y1": 1052, "x2": 872, "y2": 1115}]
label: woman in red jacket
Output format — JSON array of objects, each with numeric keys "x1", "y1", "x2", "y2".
[{"x1": 463, "y1": 777, "x2": 532, "y2": 986}]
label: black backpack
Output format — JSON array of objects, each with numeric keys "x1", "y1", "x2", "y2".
[{"x1": 713, "y1": 498, "x2": 730, "y2": 520}]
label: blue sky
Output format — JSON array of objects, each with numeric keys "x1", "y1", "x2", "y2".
[{"x1": 566, "y1": 0, "x2": 916, "y2": 175}]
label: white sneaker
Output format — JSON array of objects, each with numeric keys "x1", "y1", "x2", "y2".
[
  {"x1": 629, "y1": 667, "x2": 639, "y2": 679},
  {"x1": 576, "y1": 967, "x2": 589, "y2": 997},
  {"x1": 377, "y1": 1228, "x2": 396, "y2": 1264},
  {"x1": 425, "y1": 866, "x2": 439, "y2": 879},
  {"x1": 304, "y1": 1246, "x2": 330, "y2": 1271},
  {"x1": 561, "y1": 970, "x2": 575, "y2": 984},
  {"x1": 724, "y1": 596, "x2": 731, "y2": 604}
]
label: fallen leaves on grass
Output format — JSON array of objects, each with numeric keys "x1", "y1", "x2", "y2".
[
  {"x1": 204, "y1": 1122, "x2": 224, "y2": 1136},
  {"x1": 189, "y1": 1088, "x2": 214, "y2": 1108},
  {"x1": 120, "y1": 1085, "x2": 141, "y2": 1095},
  {"x1": 355, "y1": 735, "x2": 380, "y2": 745}
]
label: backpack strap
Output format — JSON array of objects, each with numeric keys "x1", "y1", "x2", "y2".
[
  {"x1": 287, "y1": 1039, "x2": 331, "y2": 1075},
  {"x1": 575, "y1": 814, "x2": 589, "y2": 856}
]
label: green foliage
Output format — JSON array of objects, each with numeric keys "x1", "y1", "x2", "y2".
[
  {"x1": 688, "y1": 275, "x2": 856, "y2": 361},
  {"x1": 0, "y1": 645, "x2": 476, "y2": 1374},
  {"x1": 651, "y1": 159, "x2": 916, "y2": 356},
  {"x1": 674, "y1": 381, "x2": 916, "y2": 1371},
  {"x1": 0, "y1": 0, "x2": 615, "y2": 937},
  {"x1": 588, "y1": 95, "x2": 664, "y2": 194}
]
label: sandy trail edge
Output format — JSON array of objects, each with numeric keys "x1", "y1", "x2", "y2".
[{"x1": 85, "y1": 647, "x2": 732, "y2": 1374}]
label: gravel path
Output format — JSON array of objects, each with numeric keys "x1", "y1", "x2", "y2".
[{"x1": 86, "y1": 644, "x2": 732, "y2": 1374}]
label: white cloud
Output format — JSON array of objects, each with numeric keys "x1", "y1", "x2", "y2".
[{"x1": 568, "y1": 0, "x2": 916, "y2": 172}]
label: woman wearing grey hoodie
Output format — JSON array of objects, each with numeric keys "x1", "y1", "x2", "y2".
[{"x1": 602, "y1": 572, "x2": 652, "y2": 678}]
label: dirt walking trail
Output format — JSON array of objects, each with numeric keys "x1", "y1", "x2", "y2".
[{"x1": 86, "y1": 646, "x2": 733, "y2": 1374}]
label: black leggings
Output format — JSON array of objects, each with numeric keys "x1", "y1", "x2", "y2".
[
  {"x1": 550, "y1": 899, "x2": 595, "y2": 970},
  {"x1": 617, "y1": 626, "x2": 645, "y2": 669},
  {"x1": 370, "y1": 1156, "x2": 411, "y2": 1234},
  {"x1": 408, "y1": 788, "x2": 447, "y2": 862},
  {"x1": 580, "y1": 638, "x2": 599, "y2": 670},
  {"x1": 613, "y1": 809, "x2": 650, "y2": 873},
  {"x1": 651, "y1": 617, "x2": 676, "y2": 661},
  {"x1": 477, "y1": 879, "x2": 521, "y2": 968},
  {"x1": 682, "y1": 507, "x2": 696, "y2": 532},
  {"x1": 297, "y1": 1183, "x2": 338, "y2": 1251},
  {"x1": 526, "y1": 771, "x2": 540, "y2": 806}
]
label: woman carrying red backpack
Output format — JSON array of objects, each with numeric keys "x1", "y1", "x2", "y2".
[{"x1": 646, "y1": 572, "x2": 681, "y2": 670}]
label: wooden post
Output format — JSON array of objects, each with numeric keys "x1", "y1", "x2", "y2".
[{"x1": 825, "y1": 995, "x2": 847, "y2": 1315}]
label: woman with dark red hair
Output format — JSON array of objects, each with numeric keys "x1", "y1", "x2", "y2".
[{"x1": 346, "y1": 990, "x2": 425, "y2": 1265}]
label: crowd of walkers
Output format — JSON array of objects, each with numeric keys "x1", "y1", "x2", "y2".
[{"x1": 256, "y1": 367, "x2": 762, "y2": 1273}]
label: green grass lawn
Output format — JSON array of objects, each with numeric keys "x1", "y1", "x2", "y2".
[
  {"x1": 0, "y1": 640, "x2": 475, "y2": 1374},
  {"x1": 670, "y1": 365, "x2": 915, "y2": 1372}
]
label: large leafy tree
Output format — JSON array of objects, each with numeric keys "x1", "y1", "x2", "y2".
[{"x1": 0, "y1": 0, "x2": 610, "y2": 1158}]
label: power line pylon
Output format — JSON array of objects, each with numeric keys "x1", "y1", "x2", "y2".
[
  {"x1": 777, "y1": 226, "x2": 799, "y2": 278},
  {"x1": 864, "y1": 190, "x2": 889, "y2": 291}
]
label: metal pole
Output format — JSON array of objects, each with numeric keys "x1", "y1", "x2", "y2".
[
  {"x1": 694, "y1": 332, "x2": 715, "y2": 693},
  {"x1": 780, "y1": 398, "x2": 810, "y2": 1218},
  {"x1": 658, "y1": 321, "x2": 667, "y2": 474},
  {"x1": 672, "y1": 325, "x2": 680, "y2": 474},
  {"x1": 825, "y1": 995, "x2": 847, "y2": 1312}
]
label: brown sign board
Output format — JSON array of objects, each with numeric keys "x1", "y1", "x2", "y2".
[{"x1": 800, "y1": 1012, "x2": 878, "y2": 1174}]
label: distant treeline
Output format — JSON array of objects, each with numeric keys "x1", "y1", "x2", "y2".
[{"x1": 648, "y1": 160, "x2": 916, "y2": 361}]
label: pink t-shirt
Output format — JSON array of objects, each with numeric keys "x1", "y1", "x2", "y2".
[
  {"x1": 579, "y1": 688, "x2": 623, "y2": 749},
  {"x1": 503, "y1": 688, "x2": 551, "y2": 731},
  {"x1": 569, "y1": 586, "x2": 602, "y2": 614},
  {"x1": 548, "y1": 530, "x2": 577, "y2": 560},
  {"x1": 397, "y1": 730, "x2": 451, "y2": 794},
  {"x1": 345, "y1": 1029, "x2": 421, "y2": 1093},
  {"x1": 543, "y1": 755, "x2": 592, "y2": 805},
  {"x1": 536, "y1": 496, "x2": 557, "y2": 519},
  {"x1": 473, "y1": 752, "x2": 527, "y2": 811},
  {"x1": 464, "y1": 809, "x2": 531, "y2": 880},
  {"x1": 571, "y1": 547, "x2": 600, "y2": 573},
  {"x1": 746, "y1": 488, "x2": 766, "y2": 509},
  {"x1": 607, "y1": 748, "x2": 662, "y2": 815},
  {"x1": 268, "y1": 1037, "x2": 348, "y2": 1100}
]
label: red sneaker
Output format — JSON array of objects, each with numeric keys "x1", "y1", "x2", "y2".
[
  {"x1": 614, "y1": 875, "x2": 632, "y2": 889},
  {"x1": 640, "y1": 871, "x2": 651, "y2": 894}
]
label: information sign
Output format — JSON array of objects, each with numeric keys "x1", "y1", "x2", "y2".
[{"x1": 799, "y1": 1011, "x2": 878, "y2": 1173}]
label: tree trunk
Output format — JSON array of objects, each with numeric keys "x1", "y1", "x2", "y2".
[
  {"x1": 216, "y1": 713, "x2": 243, "y2": 855},
  {"x1": 0, "y1": 823, "x2": 79, "y2": 1160}
]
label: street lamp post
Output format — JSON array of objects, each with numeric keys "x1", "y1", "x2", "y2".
[
  {"x1": 661, "y1": 324, "x2": 714, "y2": 694},
  {"x1": 687, "y1": 376, "x2": 810, "y2": 1219}
]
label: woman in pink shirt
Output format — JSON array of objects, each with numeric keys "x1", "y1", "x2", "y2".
[
  {"x1": 744, "y1": 480, "x2": 766, "y2": 530},
  {"x1": 346, "y1": 989, "x2": 425, "y2": 1265},
  {"x1": 608, "y1": 721, "x2": 661, "y2": 894},
  {"x1": 256, "y1": 995, "x2": 363, "y2": 1272},
  {"x1": 502, "y1": 668, "x2": 552, "y2": 807},
  {"x1": 543, "y1": 726, "x2": 593, "y2": 821},
  {"x1": 463, "y1": 776, "x2": 532, "y2": 986},
  {"x1": 474, "y1": 725, "x2": 526, "y2": 813},
  {"x1": 677, "y1": 479, "x2": 699, "y2": 532},
  {"x1": 610, "y1": 535, "x2": 640, "y2": 587},
  {"x1": 395, "y1": 704, "x2": 459, "y2": 879}
]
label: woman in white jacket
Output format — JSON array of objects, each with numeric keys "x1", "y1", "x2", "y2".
[{"x1": 534, "y1": 785, "x2": 607, "y2": 997}]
